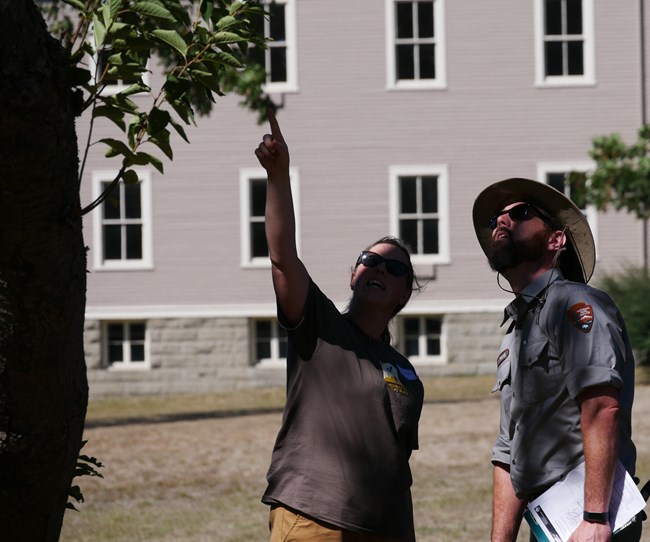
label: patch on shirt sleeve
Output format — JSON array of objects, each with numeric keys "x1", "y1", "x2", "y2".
[
  {"x1": 567, "y1": 302, "x2": 594, "y2": 333},
  {"x1": 497, "y1": 349, "x2": 509, "y2": 367}
]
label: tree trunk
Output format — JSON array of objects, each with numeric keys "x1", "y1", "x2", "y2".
[{"x1": 0, "y1": 1, "x2": 88, "y2": 540}]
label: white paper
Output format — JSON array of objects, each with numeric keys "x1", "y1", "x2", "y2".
[{"x1": 524, "y1": 461, "x2": 646, "y2": 542}]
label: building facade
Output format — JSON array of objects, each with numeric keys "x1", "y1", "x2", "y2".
[{"x1": 79, "y1": 0, "x2": 650, "y2": 397}]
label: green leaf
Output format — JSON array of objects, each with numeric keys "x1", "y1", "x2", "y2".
[
  {"x1": 92, "y1": 105, "x2": 126, "y2": 130},
  {"x1": 216, "y1": 15, "x2": 237, "y2": 30},
  {"x1": 131, "y1": 1, "x2": 177, "y2": 22},
  {"x1": 149, "y1": 131, "x2": 173, "y2": 160},
  {"x1": 213, "y1": 31, "x2": 246, "y2": 44},
  {"x1": 148, "y1": 107, "x2": 171, "y2": 133},
  {"x1": 200, "y1": 0, "x2": 214, "y2": 23},
  {"x1": 215, "y1": 51, "x2": 243, "y2": 69},
  {"x1": 109, "y1": 0, "x2": 123, "y2": 19},
  {"x1": 69, "y1": 66, "x2": 92, "y2": 86},
  {"x1": 63, "y1": 0, "x2": 86, "y2": 11},
  {"x1": 119, "y1": 82, "x2": 152, "y2": 97},
  {"x1": 93, "y1": 14, "x2": 107, "y2": 49},
  {"x1": 101, "y1": 1, "x2": 114, "y2": 29},
  {"x1": 169, "y1": 116, "x2": 190, "y2": 143},
  {"x1": 99, "y1": 138, "x2": 135, "y2": 159},
  {"x1": 229, "y1": 1, "x2": 245, "y2": 15},
  {"x1": 151, "y1": 29, "x2": 188, "y2": 57},
  {"x1": 126, "y1": 151, "x2": 164, "y2": 173},
  {"x1": 168, "y1": 98, "x2": 196, "y2": 126},
  {"x1": 122, "y1": 169, "x2": 140, "y2": 185}
]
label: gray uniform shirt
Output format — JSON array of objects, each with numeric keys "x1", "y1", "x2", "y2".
[{"x1": 492, "y1": 269, "x2": 636, "y2": 498}]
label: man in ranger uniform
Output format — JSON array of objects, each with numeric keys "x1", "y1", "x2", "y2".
[{"x1": 472, "y1": 178, "x2": 641, "y2": 542}]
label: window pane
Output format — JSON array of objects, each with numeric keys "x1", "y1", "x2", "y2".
[
  {"x1": 422, "y1": 219, "x2": 439, "y2": 253},
  {"x1": 404, "y1": 318, "x2": 419, "y2": 333},
  {"x1": 547, "y1": 172, "x2": 566, "y2": 193},
  {"x1": 567, "y1": 41, "x2": 584, "y2": 75},
  {"x1": 103, "y1": 225, "x2": 122, "y2": 260},
  {"x1": 400, "y1": 219, "x2": 418, "y2": 253},
  {"x1": 257, "y1": 341, "x2": 271, "y2": 360},
  {"x1": 568, "y1": 176, "x2": 587, "y2": 209},
  {"x1": 426, "y1": 318, "x2": 441, "y2": 334},
  {"x1": 566, "y1": 0, "x2": 583, "y2": 34},
  {"x1": 251, "y1": 180, "x2": 266, "y2": 217},
  {"x1": 103, "y1": 182, "x2": 121, "y2": 219},
  {"x1": 124, "y1": 183, "x2": 142, "y2": 219},
  {"x1": 427, "y1": 337, "x2": 441, "y2": 355},
  {"x1": 405, "y1": 338, "x2": 419, "y2": 357},
  {"x1": 545, "y1": 41, "x2": 564, "y2": 76},
  {"x1": 130, "y1": 323, "x2": 145, "y2": 341},
  {"x1": 108, "y1": 344, "x2": 123, "y2": 363},
  {"x1": 251, "y1": 223, "x2": 268, "y2": 257},
  {"x1": 131, "y1": 344, "x2": 145, "y2": 362},
  {"x1": 421, "y1": 176, "x2": 438, "y2": 212},
  {"x1": 397, "y1": 44, "x2": 415, "y2": 80},
  {"x1": 248, "y1": 45, "x2": 265, "y2": 69},
  {"x1": 419, "y1": 44, "x2": 436, "y2": 79},
  {"x1": 545, "y1": 0, "x2": 562, "y2": 35},
  {"x1": 269, "y1": 3, "x2": 286, "y2": 40},
  {"x1": 108, "y1": 324, "x2": 124, "y2": 341},
  {"x1": 270, "y1": 47, "x2": 287, "y2": 82},
  {"x1": 256, "y1": 320, "x2": 271, "y2": 338},
  {"x1": 400, "y1": 177, "x2": 417, "y2": 213},
  {"x1": 417, "y1": 1, "x2": 434, "y2": 38},
  {"x1": 396, "y1": 2, "x2": 414, "y2": 38},
  {"x1": 126, "y1": 225, "x2": 143, "y2": 259}
]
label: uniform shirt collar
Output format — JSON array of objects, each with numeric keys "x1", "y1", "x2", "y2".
[{"x1": 501, "y1": 268, "x2": 564, "y2": 326}]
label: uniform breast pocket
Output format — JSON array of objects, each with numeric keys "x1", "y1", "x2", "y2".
[{"x1": 517, "y1": 338, "x2": 563, "y2": 403}]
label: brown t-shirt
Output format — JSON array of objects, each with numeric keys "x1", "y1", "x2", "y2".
[{"x1": 262, "y1": 280, "x2": 424, "y2": 537}]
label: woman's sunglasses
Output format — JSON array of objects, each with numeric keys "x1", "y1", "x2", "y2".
[
  {"x1": 488, "y1": 203, "x2": 560, "y2": 231},
  {"x1": 356, "y1": 251, "x2": 410, "y2": 278}
]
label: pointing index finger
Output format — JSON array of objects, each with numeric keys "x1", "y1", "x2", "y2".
[{"x1": 267, "y1": 108, "x2": 285, "y2": 143}]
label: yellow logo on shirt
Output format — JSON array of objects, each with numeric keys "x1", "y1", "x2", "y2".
[{"x1": 381, "y1": 362, "x2": 408, "y2": 395}]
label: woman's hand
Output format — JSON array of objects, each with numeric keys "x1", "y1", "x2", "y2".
[{"x1": 254, "y1": 108, "x2": 290, "y2": 180}]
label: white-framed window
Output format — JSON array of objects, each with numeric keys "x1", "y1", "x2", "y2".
[
  {"x1": 103, "y1": 321, "x2": 149, "y2": 370},
  {"x1": 385, "y1": 0, "x2": 447, "y2": 90},
  {"x1": 252, "y1": 318, "x2": 287, "y2": 366},
  {"x1": 534, "y1": 0, "x2": 595, "y2": 86},
  {"x1": 389, "y1": 165, "x2": 450, "y2": 265},
  {"x1": 248, "y1": 0, "x2": 298, "y2": 93},
  {"x1": 537, "y1": 162, "x2": 598, "y2": 251},
  {"x1": 399, "y1": 315, "x2": 445, "y2": 364},
  {"x1": 91, "y1": 170, "x2": 153, "y2": 271},
  {"x1": 239, "y1": 167, "x2": 300, "y2": 268}
]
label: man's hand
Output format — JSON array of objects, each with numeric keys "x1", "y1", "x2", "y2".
[
  {"x1": 254, "y1": 108, "x2": 290, "y2": 179},
  {"x1": 567, "y1": 520, "x2": 612, "y2": 542}
]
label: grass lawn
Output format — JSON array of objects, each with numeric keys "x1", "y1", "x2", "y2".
[{"x1": 61, "y1": 374, "x2": 650, "y2": 541}]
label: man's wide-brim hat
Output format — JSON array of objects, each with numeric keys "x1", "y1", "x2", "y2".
[{"x1": 472, "y1": 178, "x2": 596, "y2": 283}]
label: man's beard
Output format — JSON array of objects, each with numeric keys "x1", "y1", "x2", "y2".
[{"x1": 488, "y1": 229, "x2": 549, "y2": 273}]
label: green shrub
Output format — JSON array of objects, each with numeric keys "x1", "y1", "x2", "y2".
[{"x1": 598, "y1": 266, "x2": 650, "y2": 366}]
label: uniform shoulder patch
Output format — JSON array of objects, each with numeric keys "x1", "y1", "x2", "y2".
[
  {"x1": 567, "y1": 302, "x2": 594, "y2": 333},
  {"x1": 497, "y1": 349, "x2": 509, "y2": 367}
]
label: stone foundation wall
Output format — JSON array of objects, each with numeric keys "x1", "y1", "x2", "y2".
[{"x1": 84, "y1": 312, "x2": 503, "y2": 398}]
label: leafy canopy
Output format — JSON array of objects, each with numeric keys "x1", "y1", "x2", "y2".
[
  {"x1": 40, "y1": 0, "x2": 273, "y2": 214},
  {"x1": 569, "y1": 125, "x2": 650, "y2": 220}
]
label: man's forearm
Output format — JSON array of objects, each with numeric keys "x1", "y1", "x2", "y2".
[
  {"x1": 579, "y1": 386, "x2": 620, "y2": 515},
  {"x1": 492, "y1": 463, "x2": 527, "y2": 542}
]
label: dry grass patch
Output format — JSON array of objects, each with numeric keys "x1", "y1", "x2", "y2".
[{"x1": 62, "y1": 376, "x2": 650, "y2": 541}]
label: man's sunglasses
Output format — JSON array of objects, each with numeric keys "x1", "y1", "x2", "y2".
[
  {"x1": 488, "y1": 203, "x2": 560, "y2": 231},
  {"x1": 356, "y1": 251, "x2": 410, "y2": 278}
]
